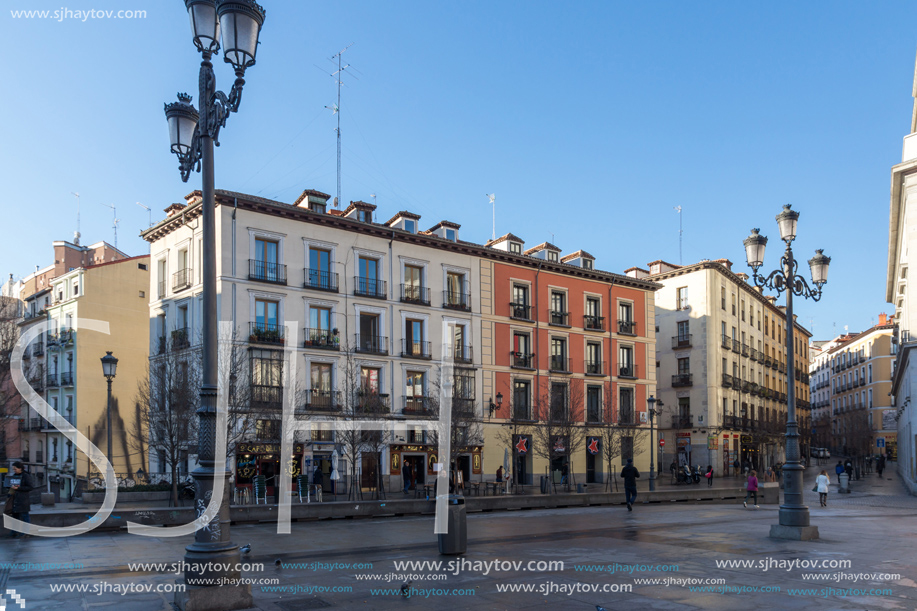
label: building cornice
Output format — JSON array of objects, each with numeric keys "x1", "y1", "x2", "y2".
[
  {"x1": 142, "y1": 190, "x2": 661, "y2": 292},
  {"x1": 886, "y1": 158, "x2": 917, "y2": 302}
]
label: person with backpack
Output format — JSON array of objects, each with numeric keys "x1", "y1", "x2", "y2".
[
  {"x1": 743, "y1": 469, "x2": 759, "y2": 509},
  {"x1": 6, "y1": 462, "x2": 34, "y2": 538},
  {"x1": 705, "y1": 465, "x2": 713, "y2": 487},
  {"x1": 620, "y1": 459, "x2": 640, "y2": 512}
]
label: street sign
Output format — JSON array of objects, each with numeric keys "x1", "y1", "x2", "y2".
[
  {"x1": 659, "y1": 439, "x2": 665, "y2": 447},
  {"x1": 877, "y1": 438, "x2": 886, "y2": 448}
]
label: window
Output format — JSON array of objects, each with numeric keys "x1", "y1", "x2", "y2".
[
  {"x1": 254, "y1": 238, "x2": 280, "y2": 282},
  {"x1": 452, "y1": 325, "x2": 469, "y2": 361},
  {"x1": 583, "y1": 259, "x2": 593, "y2": 270},
  {"x1": 550, "y1": 337, "x2": 567, "y2": 371},
  {"x1": 513, "y1": 333, "x2": 532, "y2": 368},
  {"x1": 358, "y1": 209, "x2": 372, "y2": 223},
  {"x1": 256, "y1": 419, "x2": 280, "y2": 441},
  {"x1": 158, "y1": 259, "x2": 167, "y2": 298},
  {"x1": 550, "y1": 291, "x2": 568, "y2": 325},
  {"x1": 358, "y1": 256, "x2": 380, "y2": 295},
  {"x1": 721, "y1": 286, "x2": 726, "y2": 310},
  {"x1": 513, "y1": 380, "x2": 531, "y2": 419},
  {"x1": 619, "y1": 387, "x2": 634, "y2": 423},
  {"x1": 445, "y1": 228, "x2": 456, "y2": 241},
  {"x1": 310, "y1": 362, "x2": 333, "y2": 393},
  {"x1": 586, "y1": 386, "x2": 602, "y2": 422},
  {"x1": 550, "y1": 383, "x2": 567, "y2": 420},
  {"x1": 511, "y1": 284, "x2": 530, "y2": 319},
  {"x1": 618, "y1": 345, "x2": 634, "y2": 377},
  {"x1": 509, "y1": 242, "x2": 522, "y2": 254},
  {"x1": 677, "y1": 320, "x2": 690, "y2": 342},
  {"x1": 358, "y1": 313, "x2": 382, "y2": 352},
  {"x1": 404, "y1": 219, "x2": 416, "y2": 233},
  {"x1": 404, "y1": 318, "x2": 426, "y2": 357},
  {"x1": 308, "y1": 247, "x2": 333, "y2": 289},
  {"x1": 731, "y1": 293, "x2": 736, "y2": 315},
  {"x1": 446, "y1": 271, "x2": 466, "y2": 308},
  {"x1": 361, "y1": 367, "x2": 381, "y2": 393},
  {"x1": 251, "y1": 349, "x2": 283, "y2": 406},
  {"x1": 677, "y1": 357, "x2": 690, "y2": 374},
  {"x1": 254, "y1": 299, "x2": 279, "y2": 336},
  {"x1": 547, "y1": 251, "x2": 558, "y2": 262},
  {"x1": 403, "y1": 264, "x2": 424, "y2": 302},
  {"x1": 618, "y1": 302, "x2": 635, "y2": 334},
  {"x1": 586, "y1": 343, "x2": 601, "y2": 374},
  {"x1": 405, "y1": 371, "x2": 426, "y2": 412},
  {"x1": 676, "y1": 287, "x2": 688, "y2": 310},
  {"x1": 309, "y1": 200, "x2": 326, "y2": 213},
  {"x1": 868, "y1": 364, "x2": 873, "y2": 383},
  {"x1": 741, "y1": 299, "x2": 746, "y2": 321}
]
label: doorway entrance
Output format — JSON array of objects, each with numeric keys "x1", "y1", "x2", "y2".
[{"x1": 402, "y1": 454, "x2": 426, "y2": 490}]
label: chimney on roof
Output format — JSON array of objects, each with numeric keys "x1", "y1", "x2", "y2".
[
  {"x1": 165, "y1": 203, "x2": 186, "y2": 217},
  {"x1": 736, "y1": 272, "x2": 748, "y2": 281},
  {"x1": 879, "y1": 313, "x2": 888, "y2": 326}
]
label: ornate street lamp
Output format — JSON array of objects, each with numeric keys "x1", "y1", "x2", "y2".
[
  {"x1": 743, "y1": 205, "x2": 830, "y2": 541},
  {"x1": 100, "y1": 352, "x2": 118, "y2": 472},
  {"x1": 164, "y1": 1, "x2": 265, "y2": 607},
  {"x1": 647, "y1": 395, "x2": 660, "y2": 491}
]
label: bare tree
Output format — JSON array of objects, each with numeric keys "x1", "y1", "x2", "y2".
[
  {"x1": 426, "y1": 366, "x2": 483, "y2": 493},
  {"x1": 596, "y1": 382, "x2": 648, "y2": 490},
  {"x1": 494, "y1": 384, "x2": 534, "y2": 488},
  {"x1": 132, "y1": 336, "x2": 200, "y2": 505},
  {"x1": 0, "y1": 298, "x2": 23, "y2": 446},
  {"x1": 530, "y1": 379, "x2": 587, "y2": 492}
]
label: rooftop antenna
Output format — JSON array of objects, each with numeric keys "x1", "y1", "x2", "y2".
[
  {"x1": 71, "y1": 192, "x2": 81, "y2": 245},
  {"x1": 323, "y1": 43, "x2": 355, "y2": 209},
  {"x1": 100, "y1": 203, "x2": 120, "y2": 249},
  {"x1": 487, "y1": 194, "x2": 496, "y2": 241},
  {"x1": 370, "y1": 193, "x2": 377, "y2": 206},
  {"x1": 136, "y1": 202, "x2": 152, "y2": 228},
  {"x1": 673, "y1": 205, "x2": 683, "y2": 264}
]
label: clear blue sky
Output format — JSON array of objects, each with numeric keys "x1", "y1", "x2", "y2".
[{"x1": 1, "y1": 1, "x2": 913, "y2": 338}]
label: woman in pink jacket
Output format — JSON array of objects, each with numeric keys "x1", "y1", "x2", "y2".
[{"x1": 743, "y1": 469, "x2": 759, "y2": 509}]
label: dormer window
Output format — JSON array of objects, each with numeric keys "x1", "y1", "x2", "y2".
[
  {"x1": 358, "y1": 210, "x2": 372, "y2": 222},
  {"x1": 446, "y1": 228, "x2": 456, "y2": 241},
  {"x1": 404, "y1": 219, "x2": 416, "y2": 233},
  {"x1": 309, "y1": 201, "x2": 326, "y2": 213},
  {"x1": 547, "y1": 251, "x2": 558, "y2": 262},
  {"x1": 583, "y1": 259, "x2": 593, "y2": 270},
  {"x1": 509, "y1": 242, "x2": 522, "y2": 254}
]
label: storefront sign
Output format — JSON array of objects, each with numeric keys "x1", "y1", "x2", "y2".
[
  {"x1": 741, "y1": 435, "x2": 753, "y2": 444},
  {"x1": 237, "y1": 443, "x2": 304, "y2": 455},
  {"x1": 587, "y1": 437, "x2": 601, "y2": 455},
  {"x1": 552, "y1": 436, "x2": 566, "y2": 454},
  {"x1": 514, "y1": 435, "x2": 530, "y2": 454},
  {"x1": 473, "y1": 453, "x2": 482, "y2": 473},
  {"x1": 390, "y1": 452, "x2": 401, "y2": 474}
]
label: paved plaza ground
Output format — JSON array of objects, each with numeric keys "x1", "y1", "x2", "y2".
[{"x1": 1, "y1": 462, "x2": 915, "y2": 610}]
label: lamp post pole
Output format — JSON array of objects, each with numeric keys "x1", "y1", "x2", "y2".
[
  {"x1": 106, "y1": 378, "x2": 113, "y2": 468},
  {"x1": 743, "y1": 206, "x2": 831, "y2": 541},
  {"x1": 164, "y1": 1, "x2": 265, "y2": 606},
  {"x1": 100, "y1": 351, "x2": 118, "y2": 474},
  {"x1": 648, "y1": 395, "x2": 657, "y2": 492}
]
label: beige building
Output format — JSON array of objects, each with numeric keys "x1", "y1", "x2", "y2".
[
  {"x1": 632, "y1": 258, "x2": 812, "y2": 476},
  {"x1": 823, "y1": 318, "x2": 895, "y2": 457},
  {"x1": 16, "y1": 240, "x2": 146, "y2": 499}
]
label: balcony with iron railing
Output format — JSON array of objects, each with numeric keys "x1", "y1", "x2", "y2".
[
  {"x1": 586, "y1": 407, "x2": 603, "y2": 424},
  {"x1": 356, "y1": 391, "x2": 391, "y2": 413},
  {"x1": 47, "y1": 373, "x2": 59, "y2": 388},
  {"x1": 304, "y1": 269, "x2": 339, "y2": 292},
  {"x1": 722, "y1": 373, "x2": 735, "y2": 388},
  {"x1": 584, "y1": 315, "x2": 605, "y2": 331},
  {"x1": 158, "y1": 279, "x2": 166, "y2": 299},
  {"x1": 672, "y1": 334, "x2": 692, "y2": 349},
  {"x1": 672, "y1": 373, "x2": 693, "y2": 387},
  {"x1": 19, "y1": 418, "x2": 42, "y2": 432},
  {"x1": 741, "y1": 343, "x2": 749, "y2": 357},
  {"x1": 617, "y1": 320, "x2": 636, "y2": 335},
  {"x1": 549, "y1": 355, "x2": 570, "y2": 373},
  {"x1": 171, "y1": 327, "x2": 191, "y2": 350},
  {"x1": 403, "y1": 396, "x2": 433, "y2": 416},
  {"x1": 671, "y1": 414, "x2": 693, "y2": 428},
  {"x1": 750, "y1": 348, "x2": 759, "y2": 362},
  {"x1": 452, "y1": 397, "x2": 475, "y2": 417},
  {"x1": 28, "y1": 376, "x2": 44, "y2": 392},
  {"x1": 402, "y1": 339, "x2": 432, "y2": 360},
  {"x1": 249, "y1": 259, "x2": 287, "y2": 285},
  {"x1": 60, "y1": 371, "x2": 73, "y2": 386},
  {"x1": 355, "y1": 334, "x2": 388, "y2": 355},
  {"x1": 33, "y1": 343, "x2": 44, "y2": 357},
  {"x1": 510, "y1": 302, "x2": 532, "y2": 321},
  {"x1": 618, "y1": 363, "x2": 638, "y2": 379},
  {"x1": 618, "y1": 411, "x2": 638, "y2": 426},
  {"x1": 452, "y1": 345, "x2": 473, "y2": 365},
  {"x1": 301, "y1": 389, "x2": 342, "y2": 412},
  {"x1": 549, "y1": 310, "x2": 570, "y2": 327},
  {"x1": 443, "y1": 290, "x2": 471, "y2": 311},
  {"x1": 511, "y1": 352, "x2": 535, "y2": 369},
  {"x1": 585, "y1": 360, "x2": 605, "y2": 376},
  {"x1": 354, "y1": 276, "x2": 387, "y2": 299},
  {"x1": 251, "y1": 385, "x2": 282, "y2": 407},
  {"x1": 741, "y1": 380, "x2": 751, "y2": 394},
  {"x1": 304, "y1": 328, "x2": 339, "y2": 350},
  {"x1": 721, "y1": 334, "x2": 732, "y2": 349},
  {"x1": 249, "y1": 322, "x2": 285, "y2": 345},
  {"x1": 732, "y1": 339, "x2": 741, "y2": 354},
  {"x1": 401, "y1": 284, "x2": 431, "y2": 306},
  {"x1": 172, "y1": 267, "x2": 192, "y2": 292},
  {"x1": 723, "y1": 414, "x2": 737, "y2": 429}
]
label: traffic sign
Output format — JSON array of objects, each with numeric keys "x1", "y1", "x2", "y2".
[{"x1": 659, "y1": 439, "x2": 665, "y2": 447}]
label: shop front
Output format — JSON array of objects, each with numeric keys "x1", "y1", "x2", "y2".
[
  {"x1": 235, "y1": 442, "x2": 305, "y2": 499},
  {"x1": 677, "y1": 432, "x2": 692, "y2": 467},
  {"x1": 513, "y1": 435, "x2": 532, "y2": 486},
  {"x1": 391, "y1": 444, "x2": 433, "y2": 492}
]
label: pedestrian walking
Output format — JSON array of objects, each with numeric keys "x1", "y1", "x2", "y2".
[
  {"x1": 621, "y1": 458, "x2": 640, "y2": 512},
  {"x1": 765, "y1": 467, "x2": 776, "y2": 483},
  {"x1": 7, "y1": 462, "x2": 34, "y2": 537},
  {"x1": 743, "y1": 469, "x2": 759, "y2": 508},
  {"x1": 705, "y1": 465, "x2": 713, "y2": 487},
  {"x1": 402, "y1": 461, "x2": 412, "y2": 494},
  {"x1": 815, "y1": 469, "x2": 830, "y2": 507},
  {"x1": 743, "y1": 459, "x2": 751, "y2": 477},
  {"x1": 877, "y1": 454, "x2": 886, "y2": 478},
  {"x1": 844, "y1": 459, "x2": 853, "y2": 480},
  {"x1": 835, "y1": 461, "x2": 844, "y2": 478}
]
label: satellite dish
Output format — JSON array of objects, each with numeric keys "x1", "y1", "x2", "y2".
[{"x1": 333, "y1": 197, "x2": 339, "y2": 208}]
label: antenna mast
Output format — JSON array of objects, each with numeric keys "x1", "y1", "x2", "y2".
[
  {"x1": 71, "y1": 192, "x2": 81, "y2": 245},
  {"x1": 326, "y1": 43, "x2": 354, "y2": 208},
  {"x1": 136, "y1": 202, "x2": 152, "y2": 227},
  {"x1": 673, "y1": 205, "x2": 683, "y2": 264},
  {"x1": 487, "y1": 194, "x2": 496, "y2": 241},
  {"x1": 100, "y1": 203, "x2": 120, "y2": 249}
]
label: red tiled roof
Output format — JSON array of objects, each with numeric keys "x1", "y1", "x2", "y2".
[
  {"x1": 561, "y1": 250, "x2": 594, "y2": 263},
  {"x1": 385, "y1": 210, "x2": 422, "y2": 225},
  {"x1": 524, "y1": 241, "x2": 562, "y2": 255}
]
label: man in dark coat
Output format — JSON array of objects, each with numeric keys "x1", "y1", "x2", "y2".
[
  {"x1": 877, "y1": 454, "x2": 886, "y2": 477},
  {"x1": 7, "y1": 461, "x2": 34, "y2": 538},
  {"x1": 402, "y1": 461, "x2": 412, "y2": 494},
  {"x1": 620, "y1": 458, "x2": 640, "y2": 512}
]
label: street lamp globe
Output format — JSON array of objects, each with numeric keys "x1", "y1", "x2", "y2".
[
  {"x1": 184, "y1": 0, "x2": 221, "y2": 54},
  {"x1": 496, "y1": 392, "x2": 503, "y2": 408},
  {"x1": 775, "y1": 204, "x2": 800, "y2": 243},
  {"x1": 164, "y1": 93, "x2": 199, "y2": 156},
  {"x1": 808, "y1": 249, "x2": 831, "y2": 286},
  {"x1": 743, "y1": 228, "x2": 768, "y2": 270},
  {"x1": 100, "y1": 351, "x2": 118, "y2": 381},
  {"x1": 217, "y1": 0, "x2": 266, "y2": 73}
]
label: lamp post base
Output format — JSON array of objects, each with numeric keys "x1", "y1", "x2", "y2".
[
  {"x1": 769, "y1": 524, "x2": 819, "y2": 541},
  {"x1": 175, "y1": 581, "x2": 253, "y2": 611}
]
